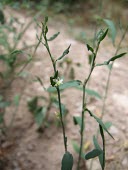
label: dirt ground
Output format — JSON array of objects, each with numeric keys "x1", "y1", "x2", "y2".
[{"x1": 0, "y1": 7, "x2": 128, "y2": 170}]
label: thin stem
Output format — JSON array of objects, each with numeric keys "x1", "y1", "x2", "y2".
[
  {"x1": 77, "y1": 42, "x2": 100, "y2": 170},
  {"x1": 57, "y1": 87, "x2": 67, "y2": 152},
  {"x1": 43, "y1": 35, "x2": 56, "y2": 73},
  {"x1": 90, "y1": 25, "x2": 128, "y2": 170},
  {"x1": 42, "y1": 23, "x2": 67, "y2": 153},
  {"x1": 101, "y1": 24, "x2": 128, "y2": 119}
]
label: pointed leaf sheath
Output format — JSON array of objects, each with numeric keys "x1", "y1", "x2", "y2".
[
  {"x1": 57, "y1": 44, "x2": 71, "y2": 61},
  {"x1": 47, "y1": 32, "x2": 60, "y2": 41}
]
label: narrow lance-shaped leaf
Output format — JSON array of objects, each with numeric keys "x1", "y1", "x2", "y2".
[
  {"x1": 85, "y1": 149, "x2": 102, "y2": 160},
  {"x1": 73, "y1": 116, "x2": 82, "y2": 128},
  {"x1": 93, "y1": 136, "x2": 104, "y2": 169},
  {"x1": 57, "y1": 44, "x2": 71, "y2": 61},
  {"x1": 10, "y1": 50, "x2": 23, "y2": 55},
  {"x1": 76, "y1": 86, "x2": 102, "y2": 99},
  {"x1": 97, "y1": 29, "x2": 108, "y2": 43},
  {"x1": 72, "y1": 141, "x2": 85, "y2": 159},
  {"x1": 96, "y1": 53, "x2": 127, "y2": 67},
  {"x1": 34, "y1": 107, "x2": 46, "y2": 128},
  {"x1": 61, "y1": 152, "x2": 73, "y2": 170},
  {"x1": 86, "y1": 44, "x2": 94, "y2": 53},
  {"x1": 99, "y1": 125, "x2": 105, "y2": 170},
  {"x1": 95, "y1": 61, "x2": 108, "y2": 67},
  {"x1": 47, "y1": 80, "x2": 82, "y2": 92},
  {"x1": 88, "y1": 54, "x2": 94, "y2": 65},
  {"x1": 44, "y1": 16, "x2": 48, "y2": 24},
  {"x1": 107, "y1": 52, "x2": 127, "y2": 64},
  {"x1": 104, "y1": 121, "x2": 112, "y2": 130},
  {"x1": 47, "y1": 32, "x2": 60, "y2": 41},
  {"x1": 103, "y1": 19, "x2": 116, "y2": 45},
  {"x1": 85, "y1": 108, "x2": 114, "y2": 139}
]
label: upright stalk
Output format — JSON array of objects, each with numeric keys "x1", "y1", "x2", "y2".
[
  {"x1": 57, "y1": 87, "x2": 67, "y2": 152},
  {"x1": 77, "y1": 42, "x2": 100, "y2": 170},
  {"x1": 42, "y1": 21, "x2": 67, "y2": 153},
  {"x1": 90, "y1": 24, "x2": 128, "y2": 170},
  {"x1": 101, "y1": 24, "x2": 128, "y2": 119}
]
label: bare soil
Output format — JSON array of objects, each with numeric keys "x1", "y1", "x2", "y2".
[{"x1": 0, "y1": 7, "x2": 128, "y2": 170}]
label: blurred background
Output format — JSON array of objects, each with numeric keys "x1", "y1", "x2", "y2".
[{"x1": 0, "y1": 1, "x2": 128, "y2": 170}]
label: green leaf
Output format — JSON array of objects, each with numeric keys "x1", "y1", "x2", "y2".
[
  {"x1": 47, "y1": 32, "x2": 60, "y2": 41},
  {"x1": 28, "y1": 97, "x2": 38, "y2": 113},
  {"x1": 46, "y1": 26, "x2": 48, "y2": 34},
  {"x1": 44, "y1": 16, "x2": 48, "y2": 24},
  {"x1": 72, "y1": 141, "x2": 85, "y2": 159},
  {"x1": 93, "y1": 136, "x2": 104, "y2": 169},
  {"x1": 77, "y1": 86, "x2": 101, "y2": 99},
  {"x1": 85, "y1": 149, "x2": 102, "y2": 160},
  {"x1": 0, "y1": 10, "x2": 5, "y2": 24},
  {"x1": 57, "y1": 44, "x2": 71, "y2": 61},
  {"x1": 85, "y1": 108, "x2": 114, "y2": 139},
  {"x1": 73, "y1": 116, "x2": 82, "y2": 127},
  {"x1": 99, "y1": 125, "x2": 105, "y2": 170},
  {"x1": 13, "y1": 94, "x2": 20, "y2": 106},
  {"x1": 0, "y1": 114, "x2": 4, "y2": 124},
  {"x1": 104, "y1": 121, "x2": 112, "y2": 130},
  {"x1": 0, "y1": 54, "x2": 6, "y2": 61},
  {"x1": 10, "y1": 50, "x2": 23, "y2": 55},
  {"x1": 86, "y1": 44, "x2": 94, "y2": 53},
  {"x1": 96, "y1": 53, "x2": 126, "y2": 67},
  {"x1": 97, "y1": 121, "x2": 112, "y2": 134},
  {"x1": 95, "y1": 61, "x2": 108, "y2": 67},
  {"x1": 85, "y1": 88, "x2": 101, "y2": 99},
  {"x1": 93, "y1": 136, "x2": 102, "y2": 151},
  {"x1": 88, "y1": 54, "x2": 94, "y2": 65},
  {"x1": 34, "y1": 107, "x2": 46, "y2": 127},
  {"x1": 47, "y1": 80, "x2": 81, "y2": 92},
  {"x1": 107, "y1": 53, "x2": 126, "y2": 64},
  {"x1": 61, "y1": 152, "x2": 73, "y2": 170},
  {"x1": 103, "y1": 19, "x2": 116, "y2": 45},
  {"x1": 97, "y1": 29, "x2": 108, "y2": 43},
  {"x1": 0, "y1": 101, "x2": 10, "y2": 108},
  {"x1": 107, "y1": 64, "x2": 112, "y2": 70}
]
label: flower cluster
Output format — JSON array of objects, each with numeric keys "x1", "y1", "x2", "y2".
[{"x1": 53, "y1": 77, "x2": 63, "y2": 87}]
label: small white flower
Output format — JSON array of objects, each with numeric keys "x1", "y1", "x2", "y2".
[{"x1": 54, "y1": 77, "x2": 63, "y2": 87}]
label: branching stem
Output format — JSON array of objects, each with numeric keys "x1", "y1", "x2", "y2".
[{"x1": 77, "y1": 42, "x2": 100, "y2": 170}]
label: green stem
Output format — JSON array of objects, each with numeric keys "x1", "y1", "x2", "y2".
[
  {"x1": 90, "y1": 24, "x2": 128, "y2": 170},
  {"x1": 101, "y1": 24, "x2": 128, "y2": 119},
  {"x1": 57, "y1": 87, "x2": 67, "y2": 152},
  {"x1": 43, "y1": 24, "x2": 67, "y2": 152},
  {"x1": 77, "y1": 42, "x2": 100, "y2": 170}
]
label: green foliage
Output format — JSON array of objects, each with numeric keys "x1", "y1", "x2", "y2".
[
  {"x1": 61, "y1": 152, "x2": 73, "y2": 170},
  {"x1": 0, "y1": 7, "x2": 127, "y2": 169},
  {"x1": 93, "y1": 136, "x2": 104, "y2": 169},
  {"x1": 57, "y1": 44, "x2": 71, "y2": 61},
  {"x1": 72, "y1": 141, "x2": 85, "y2": 159},
  {"x1": 47, "y1": 80, "x2": 82, "y2": 92},
  {"x1": 85, "y1": 148, "x2": 102, "y2": 160},
  {"x1": 103, "y1": 19, "x2": 116, "y2": 45},
  {"x1": 85, "y1": 108, "x2": 114, "y2": 139}
]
